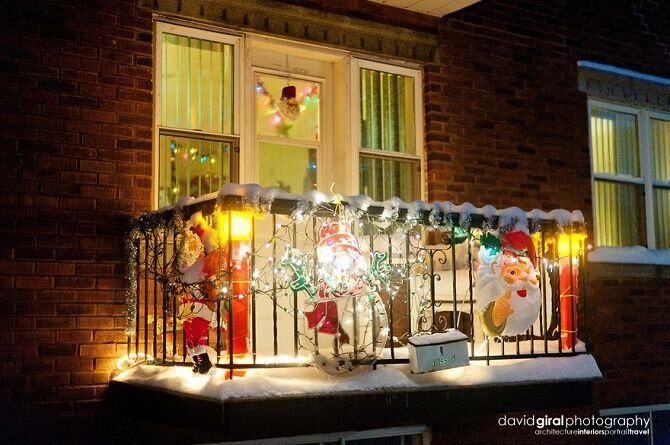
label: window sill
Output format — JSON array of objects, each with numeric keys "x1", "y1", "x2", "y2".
[{"x1": 587, "y1": 246, "x2": 670, "y2": 266}]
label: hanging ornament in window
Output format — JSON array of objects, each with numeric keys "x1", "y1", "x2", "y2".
[
  {"x1": 278, "y1": 85, "x2": 300, "y2": 121},
  {"x1": 255, "y1": 75, "x2": 319, "y2": 137}
]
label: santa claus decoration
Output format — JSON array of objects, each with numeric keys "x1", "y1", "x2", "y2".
[
  {"x1": 476, "y1": 230, "x2": 541, "y2": 337},
  {"x1": 177, "y1": 212, "x2": 222, "y2": 374}
]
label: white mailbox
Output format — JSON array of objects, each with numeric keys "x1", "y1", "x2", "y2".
[{"x1": 408, "y1": 329, "x2": 469, "y2": 374}]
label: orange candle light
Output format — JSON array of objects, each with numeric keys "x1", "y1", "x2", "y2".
[
  {"x1": 217, "y1": 210, "x2": 252, "y2": 355},
  {"x1": 557, "y1": 232, "x2": 585, "y2": 350}
]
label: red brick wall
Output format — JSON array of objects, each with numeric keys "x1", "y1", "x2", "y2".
[
  {"x1": 0, "y1": 0, "x2": 152, "y2": 427},
  {"x1": 425, "y1": 0, "x2": 670, "y2": 217},
  {"x1": 587, "y1": 266, "x2": 670, "y2": 409}
]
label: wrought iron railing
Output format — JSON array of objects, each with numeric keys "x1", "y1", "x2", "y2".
[{"x1": 122, "y1": 186, "x2": 589, "y2": 376}]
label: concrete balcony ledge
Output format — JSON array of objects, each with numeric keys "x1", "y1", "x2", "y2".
[{"x1": 109, "y1": 355, "x2": 601, "y2": 439}]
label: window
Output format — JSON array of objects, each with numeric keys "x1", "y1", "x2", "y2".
[
  {"x1": 254, "y1": 68, "x2": 321, "y2": 194},
  {"x1": 588, "y1": 100, "x2": 670, "y2": 249},
  {"x1": 355, "y1": 60, "x2": 423, "y2": 202},
  {"x1": 154, "y1": 23, "x2": 423, "y2": 207},
  {"x1": 155, "y1": 23, "x2": 241, "y2": 208}
]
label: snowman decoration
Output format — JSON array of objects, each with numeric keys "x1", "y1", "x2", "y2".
[
  {"x1": 282, "y1": 219, "x2": 390, "y2": 375},
  {"x1": 476, "y1": 231, "x2": 541, "y2": 337}
]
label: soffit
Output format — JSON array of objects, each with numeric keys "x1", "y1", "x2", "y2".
[{"x1": 366, "y1": 0, "x2": 480, "y2": 17}]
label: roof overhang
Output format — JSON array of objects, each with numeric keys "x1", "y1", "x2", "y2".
[{"x1": 367, "y1": 0, "x2": 481, "y2": 17}]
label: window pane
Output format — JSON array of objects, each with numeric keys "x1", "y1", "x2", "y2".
[
  {"x1": 593, "y1": 180, "x2": 646, "y2": 247},
  {"x1": 651, "y1": 118, "x2": 670, "y2": 181},
  {"x1": 360, "y1": 156, "x2": 418, "y2": 201},
  {"x1": 259, "y1": 142, "x2": 316, "y2": 193},
  {"x1": 590, "y1": 107, "x2": 639, "y2": 177},
  {"x1": 158, "y1": 135, "x2": 231, "y2": 207},
  {"x1": 654, "y1": 188, "x2": 670, "y2": 249},
  {"x1": 360, "y1": 68, "x2": 416, "y2": 154},
  {"x1": 162, "y1": 33, "x2": 234, "y2": 134},
  {"x1": 255, "y1": 73, "x2": 320, "y2": 142}
]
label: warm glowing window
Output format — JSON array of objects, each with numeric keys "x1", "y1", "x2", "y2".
[
  {"x1": 155, "y1": 23, "x2": 240, "y2": 207},
  {"x1": 255, "y1": 72, "x2": 320, "y2": 193},
  {"x1": 154, "y1": 25, "x2": 424, "y2": 206},
  {"x1": 589, "y1": 100, "x2": 670, "y2": 249},
  {"x1": 356, "y1": 60, "x2": 422, "y2": 201}
]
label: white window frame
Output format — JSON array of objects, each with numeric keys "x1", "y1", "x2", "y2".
[
  {"x1": 153, "y1": 22, "x2": 426, "y2": 208},
  {"x1": 351, "y1": 58, "x2": 425, "y2": 201},
  {"x1": 587, "y1": 98, "x2": 670, "y2": 249},
  {"x1": 245, "y1": 34, "x2": 344, "y2": 193},
  {"x1": 214, "y1": 425, "x2": 429, "y2": 445},
  {"x1": 153, "y1": 21, "x2": 243, "y2": 208}
]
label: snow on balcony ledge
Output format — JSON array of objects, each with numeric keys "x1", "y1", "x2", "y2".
[{"x1": 113, "y1": 354, "x2": 601, "y2": 403}]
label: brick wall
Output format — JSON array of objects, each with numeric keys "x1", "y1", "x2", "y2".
[
  {"x1": 425, "y1": 0, "x2": 670, "y2": 218},
  {"x1": 0, "y1": 0, "x2": 152, "y2": 431},
  {"x1": 587, "y1": 265, "x2": 670, "y2": 409}
]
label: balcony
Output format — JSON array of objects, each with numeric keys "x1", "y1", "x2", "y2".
[
  {"x1": 110, "y1": 184, "x2": 603, "y2": 437},
  {"x1": 116, "y1": 184, "x2": 597, "y2": 374}
]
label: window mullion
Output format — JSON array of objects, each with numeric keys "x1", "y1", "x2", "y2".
[{"x1": 639, "y1": 109, "x2": 656, "y2": 249}]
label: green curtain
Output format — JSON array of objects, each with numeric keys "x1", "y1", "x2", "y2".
[{"x1": 360, "y1": 68, "x2": 416, "y2": 200}]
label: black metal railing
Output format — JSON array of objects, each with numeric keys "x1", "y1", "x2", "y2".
[{"x1": 123, "y1": 188, "x2": 589, "y2": 375}]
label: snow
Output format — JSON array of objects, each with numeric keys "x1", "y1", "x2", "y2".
[
  {"x1": 578, "y1": 60, "x2": 670, "y2": 86},
  {"x1": 497, "y1": 206, "x2": 528, "y2": 231},
  {"x1": 588, "y1": 246, "x2": 670, "y2": 266},
  {"x1": 408, "y1": 329, "x2": 468, "y2": 346},
  {"x1": 214, "y1": 184, "x2": 583, "y2": 226},
  {"x1": 150, "y1": 184, "x2": 585, "y2": 228},
  {"x1": 113, "y1": 354, "x2": 601, "y2": 402},
  {"x1": 174, "y1": 191, "x2": 219, "y2": 209}
]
